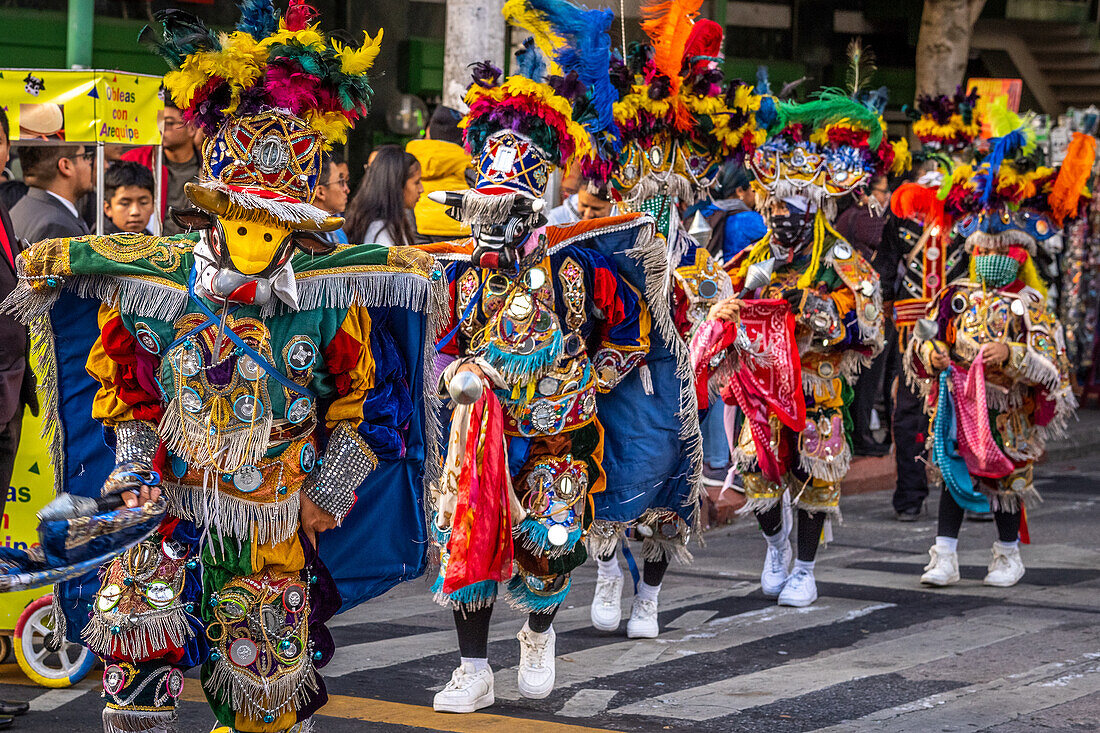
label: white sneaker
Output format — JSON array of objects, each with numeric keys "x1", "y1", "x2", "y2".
[
  {"x1": 626, "y1": 597, "x2": 659, "y2": 639},
  {"x1": 761, "y1": 536, "x2": 792, "y2": 597},
  {"x1": 516, "y1": 622, "x2": 556, "y2": 699},
  {"x1": 433, "y1": 662, "x2": 495, "y2": 713},
  {"x1": 777, "y1": 567, "x2": 818, "y2": 607},
  {"x1": 984, "y1": 541, "x2": 1025, "y2": 587},
  {"x1": 920, "y1": 545, "x2": 960, "y2": 587},
  {"x1": 590, "y1": 574, "x2": 623, "y2": 631}
]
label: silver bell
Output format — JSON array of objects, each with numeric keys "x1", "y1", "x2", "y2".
[{"x1": 448, "y1": 369, "x2": 484, "y2": 405}]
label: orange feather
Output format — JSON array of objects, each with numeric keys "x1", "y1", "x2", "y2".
[
  {"x1": 640, "y1": 0, "x2": 702, "y2": 97},
  {"x1": 1049, "y1": 132, "x2": 1096, "y2": 225}
]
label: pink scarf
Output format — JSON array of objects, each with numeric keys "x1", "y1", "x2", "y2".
[{"x1": 950, "y1": 347, "x2": 1013, "y2": 479}]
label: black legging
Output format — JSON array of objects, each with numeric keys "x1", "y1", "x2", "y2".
[
  {"x1": 755, "y1": 503, "x2": 828, "y2": 563},
  {"x1": 597, "y1": 552, "x2": 670, "y2": 587},
  {"x1": 453, "y1": 603, "x2": 559, "y2": 658},
  {"x1": 936, "y1": 489, "x2": 1021, "y2": 542}
]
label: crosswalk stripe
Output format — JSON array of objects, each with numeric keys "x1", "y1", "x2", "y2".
[
  {"x1": 179, "y1": 684, "x2": 625, "y2": 732},
  {"x1": 325, "y1": 583, "x2": 744, "y2": 678},
  {"x1": 28, "y1": 687, "x2": 91, "y2": 712},
  {"x1": 611, "y1": 609, "x2": 1064, "y2": 720},
  {"x1": 813, "y1": 651, "x2": 1100, "y2": 732},
  {"x1": 556, "y1": 689, "x2": 620, "y2": 718},
  {"x1": 492, "y1": 598, "x2": 891, "y2": 702}
]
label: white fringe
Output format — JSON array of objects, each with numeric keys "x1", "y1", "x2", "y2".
[
  {"x1": 964, "y1": 230, "x2": 1037, "y2": 255},
  {"x1": 204, "y1": 653, "x2": 318, "y2": 722},
  {"x1": 102, "y1": 708, "x2": 178, "y2": 733},
  {"x1": 202, "y1": 180, "x2": 332, "y2": 226},
  {"x1": 163, "y1": 482, "x2": 301, "y2": 546},
  {"x1": 82, "y1": 606, "x2": 191, "y2": 660}
]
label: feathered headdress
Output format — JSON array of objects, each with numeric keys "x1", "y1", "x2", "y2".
[
  {"x1": 909, "y1": 86, "x2": 981, "y2": 154},
  {"x1": 749, "y1": 43, "x2": 910, "y2": 211},
  {"x1": 463, "y1": 0, "x2": 624, "y2": 197},
  {"x1": 142, "y1": 0, "x2": 382, "y2": 227},
  {"x1": 942, "y1": 97, "x2": 1096, "y2": 251},
  {"x1": 146, "y1": 0, "x2": 381, "y2": 147}
]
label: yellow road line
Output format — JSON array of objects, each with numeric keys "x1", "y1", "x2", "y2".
[{"x1": 180, "y1": 684, "x2": 625, "y2": 732}]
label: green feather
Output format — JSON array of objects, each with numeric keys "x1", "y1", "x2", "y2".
[{"x1": 773, "y1": 88, "x2": 883, "y2": 148}]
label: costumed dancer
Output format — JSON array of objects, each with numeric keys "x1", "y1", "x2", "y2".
[
  {"x1": 908, "y1": 104, "x2": 1093, "y2": 588},
  {"x1": 584, "y1": 0, "x2": 764, "y2": 638},
  {"x1": 421, "y1": 0, "x2": 687, "y2": 711},
  {"x1": 1, "y1": 3, "x2": 444, "y2": 731},
  {"x1": 695, "y1": 67, "x2": 908, "y2": 607},
  {"x1": 890, "y1": 86, "x2": 982, "y2": 520}
]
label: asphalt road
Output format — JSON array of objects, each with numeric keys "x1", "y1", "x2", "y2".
[{"x1": 2, "y1": 454, "x2": 1098, "y2": 732}]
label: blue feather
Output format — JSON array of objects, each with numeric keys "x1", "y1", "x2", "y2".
[
  {"x1": 980, "y1": 128, "x2": 1027, "y2": 204},
  {"x1": 527, "y1": 0, "x2": 620, "y2": 151},
  {"x1": 236, "y1": 0, "x2": 279, "y2": 41},
  {"x1": 755, "y1": 65, "x2": 772, "y2": 95},
  {"x1": 516, "y1": 37, "x2": 548, "y2": 82}
]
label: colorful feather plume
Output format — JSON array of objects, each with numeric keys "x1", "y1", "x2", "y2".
[
  {"x1": 844, "y1": 38, "x2": 876, "y2": 97},
  {"x1": 640, "y1": 0, "x2": 703, "y2": 99},
  {"x1": 1049, "y1": 132, "x2": 1096, "y2": 225},
  {"x1": 143, "y1": 0, "x2": 382, "y2": 147}
]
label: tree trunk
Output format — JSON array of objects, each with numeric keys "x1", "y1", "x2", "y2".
[
  {"x1": 914, "y1": 0, "x2": 987, "y2": 100},
  {"x1": 442, "y1": 0, "x2": 507, "y2": 110}
]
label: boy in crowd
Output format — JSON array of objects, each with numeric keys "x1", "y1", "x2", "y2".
[{"x1": 102, "y1": 161, "x2": 155, "y2": 234}]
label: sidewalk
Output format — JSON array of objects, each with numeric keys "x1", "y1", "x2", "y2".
[{"x1": 840, "y1": 405, "x2": 1100, "y2": 496}]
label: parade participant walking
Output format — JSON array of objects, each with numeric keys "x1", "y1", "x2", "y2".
[
  {"x1": 583, "y1": 2, "x2": 764, "y2": 639},
  {"x1": 889, "y1": 88, "x2": 981, "y2": 519},
  {"x1": 908, "y1": 105, "x2": 1091, "y2": 588},
  {"x1": 695, "y1": 62, "x2": 907, "y2": 606},
  {"x1": 1, "y1": 2, "x2": 442, "y2": 731},
  {"x1": 419, "y1": 0, "x2": 685, "y2": 710}
]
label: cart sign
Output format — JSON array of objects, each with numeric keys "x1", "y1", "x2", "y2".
[
  {"x1": 966, "y1": 78, "x2": 1023, "y2": 139},
  {"x1": 0, "y1": 68, "x2": 163, "y2": 145}
]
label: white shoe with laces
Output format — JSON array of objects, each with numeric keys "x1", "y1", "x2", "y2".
[
  {"x1": 777, "y1": 567, "x2": 818, "y2": 607},
  {"x1": 920, "y1": 545, "x2": 960, "y2": 586},
  {"x1": 590, "y1": 574, "x2": 624, "y2": 632},
  {"x1": 433, "y1": 662, "x2": 495, "y2": 713},
  {"x1": 984, "y1": 541, "x2": 1025, "y2": 587},
  {"x1": 516, "y1": 622, "x2": 556, "y2": 699},
  {"x1": 626, "y1": 597, "x2": 659, "y2": 638},
  {"x1": 760, "y1": 536, "x2": 793, "y2": 598}
]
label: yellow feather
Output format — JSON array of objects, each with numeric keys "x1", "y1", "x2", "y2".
[
  {"x1": 502, "y1": 0, "x2": 564, "y2": 76},
  {"x1": 335, "y1": 29, "x2": 384, "y2": 75}
]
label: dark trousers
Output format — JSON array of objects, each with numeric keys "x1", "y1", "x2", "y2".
[
  {"x1": 0, "y1": 406, "x2": 22, "y2": 520},
  {"x1": 852, "y1": 317, "x2": 897, "y2": 446},
  {"x1": 892, "y1": 376, "x2": 928, "y2": 512}
]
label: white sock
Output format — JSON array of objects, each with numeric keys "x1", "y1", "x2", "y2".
[
  {"x1": 597, "y1": 556, "x2": 622, "y2": 578},
  {"x1": 793, "y1": 559, "x2": 815, "y2": 574},
  {"x1": 636, "y1": 581, "x2": 661, "y2": 603},
  {"x1": 763, "y1": 529, "x2": 788, "y2": 547},
  {"x1": 995, "y1": 539, "x2": 1019, "y2": 550},
  {"x1": 460, "y1": 657, "x2": 490, "y2": 673},
  {"x1": 935, "y1": 536, "x2": 959, "y2": 553}
]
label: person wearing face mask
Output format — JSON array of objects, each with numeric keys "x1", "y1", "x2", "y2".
[
  {"x1": 695, "y1": 84, "x2": 907, "y2": 609},
  {"x1": 906, "y1": 119, "x2": 1091, "y2": 591}
]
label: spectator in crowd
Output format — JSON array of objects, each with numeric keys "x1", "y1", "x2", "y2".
[
  {"x1": 344, "y1": 145, "x2": 422, "y2": 246},
  {"x1": 121, "y1": 98, "x2": 202, "y2": 234},
  {"x1": 693, "y1": 165, "x2": 766, "y2": 264},
  {"x1": 313, "y1": 150, "x2": 350, "y2": 244},
  {"x1": 406, "y1": 106, "x2": 473, "y2": 243},
  {"x1": 547, "y1": 178, "x2": 617, "y2": 224},
  {"x1": 10, "y1": 144, "x2": 93, "y2": 241},
  {"x1": 102, "y1": 161, "x2": 155, "y2": 234},
  {"x1": 0, "y1": 108, "x2": 39, "y2": 732},
  {"x1": 835, "y1": 174, "x2": 897, "y2": 457}
]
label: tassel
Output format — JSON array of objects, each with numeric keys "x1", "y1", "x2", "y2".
[
  {"x1": 640, "y1": 363, "x2": 654, "y2": 395},
  {"x1": 504, "y1": 575, "x2": 571, "y2": 612}
]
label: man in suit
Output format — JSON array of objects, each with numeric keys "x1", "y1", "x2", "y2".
[
  {"x1": 0, "y1": 108, "x2": 42, "y2": 730},
  {"x1": 9, "y1": 142, "x2": 94, "y2": 242}
]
